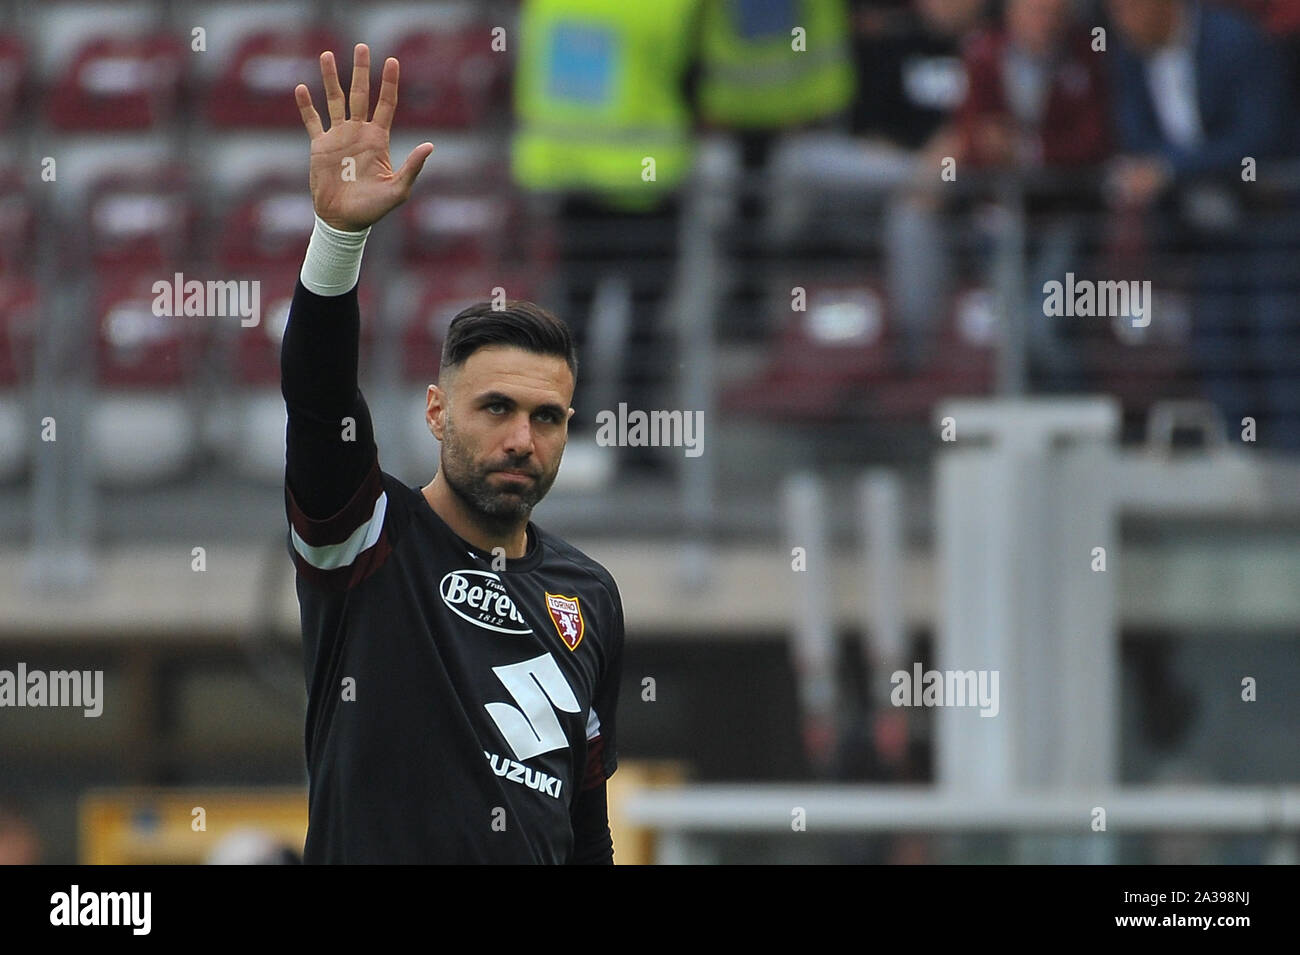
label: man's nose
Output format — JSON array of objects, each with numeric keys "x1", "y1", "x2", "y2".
[{"x1": 502, "y1": 413, "x2": 535, "y2": 456}]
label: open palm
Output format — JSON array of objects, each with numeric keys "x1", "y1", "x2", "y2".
[{"x1": 294, "y1": 44, "x2": 433, "y2": 232}]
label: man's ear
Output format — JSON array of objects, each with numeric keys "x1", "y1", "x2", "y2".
[{"x1": 426, "y1": 383, "x2": 448, "y2": 441}]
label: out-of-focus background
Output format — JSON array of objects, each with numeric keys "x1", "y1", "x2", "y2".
[{"x1": 1, "y1": 0, "x2": 1299, "y2": 865}]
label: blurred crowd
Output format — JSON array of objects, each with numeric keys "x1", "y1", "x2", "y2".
[
  {"x1": 512, "y1": 0, "x2": 1300, "y2": 449},
  {"x1": 2, "y1": 0, "x2": 1297, "y2": 486}
]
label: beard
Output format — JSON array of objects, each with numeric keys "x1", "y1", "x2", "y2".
[{"x1": 437, "y1": 417, "x2": 561, "y2": 534}]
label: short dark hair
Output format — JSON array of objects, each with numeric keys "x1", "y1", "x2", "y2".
[{"x1": 440, "y1": 300, "x2": 577, "y2": 380}]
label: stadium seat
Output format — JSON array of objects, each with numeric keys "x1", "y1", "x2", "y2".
[
  {"x1": 0, "y1": 277, "x2": 38, "y2": 482},
  {"x1": 0, "y1": 170, "x2": 35, "y2": 274},
  {"x1": 207, "y1": 28, "x2": 342, "y2": 128},
  {"x1": 86, "y1": 169, "x2": 195, "y2": 269},
  {"x1": 47, "y1": 33, "x2": 186, "y2": 130},
  {"x1": 90, "y1": 268, "x2": 204, "y2": 486},
  {"x1": 1084, "y1": 287, "x2": 1193, "y2": 415},
  {"x1": 873, "y1": 285, "x2": 998, "y2": 420},
  {"x1": 216, "y1": 177, "x2": 316, "y2": 271},
  {"x1": 933, "y1": 285, "x2": 999, "y2": 394},
  {"x1": 388, "y1": 25, "x2": 508, "y2": 130},
  {"x1": 0, "y1": 277, "x2": 36, "y2": 386},
  {"x1": 95, "y1": 268, "x2": 206, "y2": 390},
  {"x1": 722, "y1": 282, "x2": 896, "y2": 420},
  {"x1": 0, "y1": 34, "x2": 26, "y2": 132},
  {"x1": 398, "y1": 167, "x2": 534, "y2": 271}
]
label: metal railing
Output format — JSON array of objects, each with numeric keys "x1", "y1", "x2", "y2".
[{"x1": 622, "y1": 784, "x2": 1300, "y2": 864}]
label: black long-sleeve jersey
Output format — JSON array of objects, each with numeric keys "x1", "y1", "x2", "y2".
[{"x1": 281, "y1": 280, "x2": 624, "y2": 864}]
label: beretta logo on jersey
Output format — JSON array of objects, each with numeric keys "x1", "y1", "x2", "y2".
[
  {"x1": 544, "y1": 593, "x2": 585, "y2": 650},
  {"x1": 440, "y1": 570, "x2": 533, "y2": 635}
]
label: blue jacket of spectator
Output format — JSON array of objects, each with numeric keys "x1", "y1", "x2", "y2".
[{"x1": 1109, "y1": 1, "x2": 1291, "y2": 177}]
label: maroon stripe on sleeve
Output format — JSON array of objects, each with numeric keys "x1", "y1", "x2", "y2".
[
  {"x1": 285, "y1": 453, "x2": 383, "y2": 546},
  {"x1": 581, "y1": 734, "x2": 607, "y2": 791},
  {"x1": 288, "y1": 528, "x2": 393, "y2": 592}
]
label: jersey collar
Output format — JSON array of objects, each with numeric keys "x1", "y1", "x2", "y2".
[{"x1": 414, "y1": 486, "x2": 544, "y2": 573}]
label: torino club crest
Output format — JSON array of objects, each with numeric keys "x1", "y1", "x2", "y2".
[{"x1": 544, "y1": 593, "x2": 585, "y2": 651}]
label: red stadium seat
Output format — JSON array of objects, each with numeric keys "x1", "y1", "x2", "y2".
[
  {"x1": 86, "y1": 169, "x2": 195, "y2": 269},
  {"x1": 95, "y1": 268, "x2": 205, "y2": 389},
  {"x1": 722, "y1": 282, "x2": 896, "y2": 420},
  {"x1": 398, "y1": 167, "x2": 534, "y2": 271},
  {"x1": 874, "y1": 285, "x2": 998, "y2": 420},
  {"x1": 47, "y1": 33, "x2": 186, "y2": 130},
  {"x1": 91, "y1": 268, "x2": 206, "y2": 485},
  {"x1": 0, "y1": 169, "x2": 35, "y2": 273},
  {"x1": 0, "y1": 276, "x2": 36, "y2": 480},
  {"x1": 932, "y1": 285, "x2": 998, "y2": 394},
  {"x1": 0, "y1": 34, "x2": 27, "y2": 132},
  {"x1": 1085, "y1": 287, "x2": 1193, "y2": 413},
  {"x1": 388, "y1": 26, "x2": 508, "y2": 130},
  {"x1": 216, "y1": 177, "x2": 316, "y2": 270},
  {"x1": 207, "y1": 29, "x2": 342, "y2": 128},
  {"x1": 0, "y1": 276, "x2": 37, "y2": 389}
]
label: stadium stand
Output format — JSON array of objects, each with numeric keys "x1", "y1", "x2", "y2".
[
  {"x1": 206, "y1": 28, "x2": 342, "y2": 129},
  {"x1": 0, "y1": 33, "x2": 27, "y2": 133},
  {"x1": 0, "y1": 276, "x2": 37, "y2": 482},
  {"x1": 47, "y1": 32, "x2": 186, "y2": 131}
]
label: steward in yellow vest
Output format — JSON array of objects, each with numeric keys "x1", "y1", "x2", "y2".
[
  {"x1": 698, "y1": 0, "x2": 855, "y2": 130},
  {"x1": 512, "y1": 0, "x2": 702, "y2": 212}
]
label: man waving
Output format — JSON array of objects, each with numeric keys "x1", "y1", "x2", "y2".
[{"x1": 283, "y1": 44, "x2": 624, "y2": 864}]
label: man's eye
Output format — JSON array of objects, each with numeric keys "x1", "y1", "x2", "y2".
[
  {"x1": 486, "y1": 402, "x2": 507, "y2": 414},
  {"x1": 535, "y1": 410, "x2": 559, "y2": 424}
]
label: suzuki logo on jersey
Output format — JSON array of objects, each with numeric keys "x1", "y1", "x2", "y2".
[
  {"x1": 439, "y1": 570, "x2": 533, "y2": 635},
  {"x1": 485, "y1": 653, "x2": 581, "y2": 764},
  {"x1": 545, "y1": 593, "x2": 585, "y2": 650},
  {"x1": 484, "y1": 751, "x2": 563, "y2": 799}
]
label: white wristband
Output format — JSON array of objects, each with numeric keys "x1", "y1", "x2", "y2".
[{"x1": 300, "y1": 215, "x2": 371, "y2": 296}]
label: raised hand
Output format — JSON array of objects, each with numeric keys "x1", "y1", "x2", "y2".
[{"x1": 294, "y1": 43, "x2": 434, "y2": 232}]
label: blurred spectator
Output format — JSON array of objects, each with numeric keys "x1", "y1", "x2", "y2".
[
  {"x1": 698, "y1": 0, "x2": 855, "y2": 134},
  {"x1": 511, "y1": 0, "x2": 702, "y2": 471},
  {"x1": 955, "y1": 0, "x2": 1113, "y2": 389},
  {"x1": 955, "y1": 0, "x2": 1111, "y2": 171},
  {"x1": 1106, "y1": 0, "x2": 1286, "y2": 193},
  {"x1": 0, "y1": 800, "x2": 41, "y2": 865},
  {"x1": 852, "y1": 0, "x2": 987, "y2": 156},
  {"x1": 698, "y1": 0, "x2": 856, "y2": 341},
  {"x1": 1105, "y1": 0, "x2": 1299, "y2": 448},
  {"x1": 1221, "y1": 0, "x2": 1300, "y2": 35},
  {"x1": 849, "y1": 0, "x2": 990, "y2": 370},
  {"x1": 1218, "y1": 0, "x2": 1300, "y2": 151}
]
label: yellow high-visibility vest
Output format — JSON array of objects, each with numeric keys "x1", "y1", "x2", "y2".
[
  {"x1": 512, "y1": 0, "x2": 701, "y2": 211},
  {"x1": 699, "y1": 0, "x2": 854, "y2": 128}
]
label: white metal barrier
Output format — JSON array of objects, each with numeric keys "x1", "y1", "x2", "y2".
[{"x1": 621, "y1": 785, "x2": 1300, "y2": 864}]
